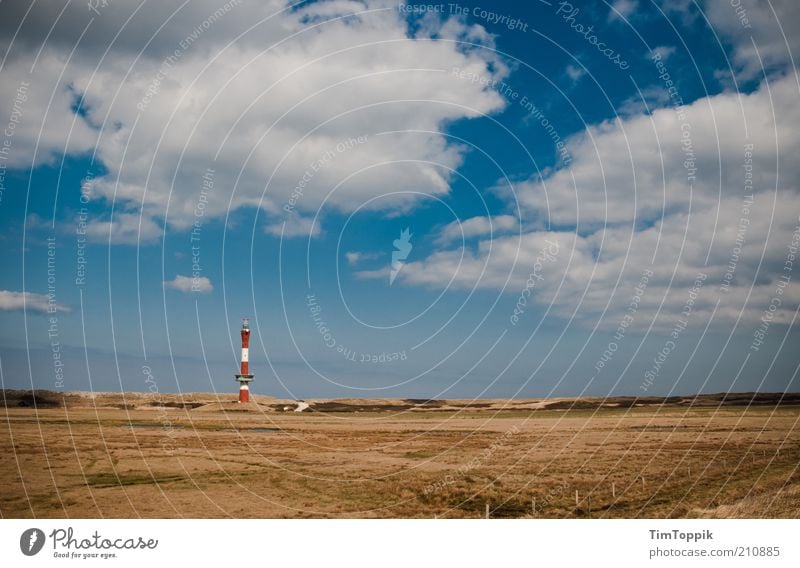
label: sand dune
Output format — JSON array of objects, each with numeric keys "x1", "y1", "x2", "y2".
[{"x1": 4, "y1": 389, "x2": 798, "y2": 413}]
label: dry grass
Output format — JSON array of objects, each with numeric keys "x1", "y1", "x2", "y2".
[{"x1": 1, "y1": 393, "x2": 798, "y2": 518}]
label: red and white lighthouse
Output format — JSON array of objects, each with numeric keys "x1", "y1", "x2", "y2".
[{"x1": 235, "y1": 318, "x2": 254, "y2": 403}]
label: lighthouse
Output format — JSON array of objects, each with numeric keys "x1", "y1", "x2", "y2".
[{"x1": 235, "y1": 318, "x2": 254, "y2": 403}]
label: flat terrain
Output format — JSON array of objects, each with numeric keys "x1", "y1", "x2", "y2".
[{"x1": 1, "y1": 390, "x2": 799, "y2": 518}]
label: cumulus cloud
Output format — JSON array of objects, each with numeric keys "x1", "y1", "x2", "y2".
[
  {"x1": 652, "y1": 46, "x2": 676, "y2": 61},
  {"x1": 617, "y1": 84, "x2": 672, "y2": 116},
  {"x1": 704, "y1": 0, "x2": 800, "y2": 80},
  {"x1": 402, "y1": 197, "x2": 800, "y2": 329},
  {"x1": 264, "y1": 213, "x2": 322, "y2": 238},
  {"x1": 434, "y1": 214, "x2": 518, "y2": 245},
  {"x1": 345, "y1": 251, "x2": 380, "y2": 265},
  {"x1": 164, "y1": 275, "x2": 213, "y2": 294},
  {"x1": 609, "y1": 0, "x2": 638, "y2": 21},
  {"x1": 84, "y1": 213, "x2": 163, "y2": 245},
  {"x1": 354, "y1": 265, "x2": 391, "y2": 281},
  {"x1": 0, "y1": 57, "x2": 97, "y2": 169},
  {"x1": 0, "y1": 290, "x2": 70, "y2": 314},
  {"x1": 4, "y1": 0, "x2": 797, "y2": 333},
  {"x1": 515, "y1": 75, "x2": 799, "y2": 227},
  {"x1": 401, "y1": 74, "x2": 800, "y2": 329},
  {"x1": 1, "y1": 0, "x2": 507, "y2": 235}
]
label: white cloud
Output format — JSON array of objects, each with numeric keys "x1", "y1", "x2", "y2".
[
  {"x1": 345, "y1": 250, "x2": 380, "y2": 265},
  {"x1": 0, "y1": 56, "x2": 97, "y2": 169},
  {"x1": 4, "y1": 0, "x2": 798, "y2": 333},
  {"x1": 565, "y1": 64, "x2": 586, "y2": 83},
  {"x1": 164, "y1": 275, "x2": 213, "y2": 294},
  {"x1": 84, "y1": 213, "x2": 163, "y2": 245},
  {"x1": 652, "y1": 46, "x2": 676, "y2": 61},
  {"x1": 515, "y1": 75, "x2": 800, "y2": 227},
  {"x1": 264, "y1": 214, "x2": 322, "y2": 238},
  {"x1": 617, "y1": 84, "x2": 671, "y2": 116},
  {"x1": 401, "y1": 74, "x2": 800, "y2": 328},
  {"x1": 435, "y1": 214, "x2": 518, "y2": 245},
  {"x1": 1, "y1": 0, "x2": 507, "y2": 236},
  {"x1": 400, "y1": 230, "x2": 575, "y2": 291},
  {"x1": 704, "y1": 0, "x2": 800, "y2": 80},
  {"x1": 658, "y1": 0, "x2": 698, "y2": 26},
  {"x1": 609, "y1": 0, "x2": 638, "y2": 21},
  {"x1": 401, "y1": 195, "x2": 800, "y2": 329},
  {"x1": 0, "y1": 290, "x2": 70, "y2": 314}
]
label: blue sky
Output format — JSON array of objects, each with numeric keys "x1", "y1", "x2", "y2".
[{"x1": 0, "y1": 0, "x2": 798, "y2": 399}]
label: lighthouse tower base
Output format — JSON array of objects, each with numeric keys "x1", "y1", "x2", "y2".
[{"x1": 235, "y1": 374, "x2": 254, "y2": 403}]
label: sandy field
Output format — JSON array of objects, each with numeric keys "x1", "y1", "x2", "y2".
[{"x1": 1, "y1": 390, "x2": 799, "y2": 518}]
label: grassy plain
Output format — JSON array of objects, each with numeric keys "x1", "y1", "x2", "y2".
[{"x1": 1, "y1": 390, "x2": 798, "y2": 518}]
